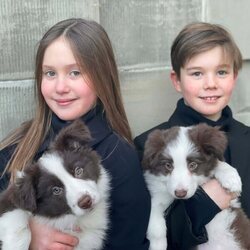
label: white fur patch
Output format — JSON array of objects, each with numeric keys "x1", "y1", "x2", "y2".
[
  {"x1": 198, "y1": 209, "x2": 241, "y2": 250},
  {"x1": 0, "y1": 209, "x2": 31, "y2": 250}
]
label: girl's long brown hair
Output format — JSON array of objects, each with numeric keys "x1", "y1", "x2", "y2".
[{"x1": 1, "y1": 18, "x2": 132, "y2": 180}]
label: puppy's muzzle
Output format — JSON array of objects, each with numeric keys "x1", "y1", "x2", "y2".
[{"x1": 78, "y1": 194, "x2": 92, "y2": 209}]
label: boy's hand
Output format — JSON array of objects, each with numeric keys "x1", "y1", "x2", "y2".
[{"x1": 202, "y1": 179, "x2": 237, "y2": 210}]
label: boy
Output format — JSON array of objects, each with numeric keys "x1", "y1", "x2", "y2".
[{"x1": 134, "y1": 22, "x2": 250, "y2": 249}]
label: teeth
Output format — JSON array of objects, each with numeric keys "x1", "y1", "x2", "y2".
[{"x1": 203, "y1": 96, "x2": 218, "y2": 101}]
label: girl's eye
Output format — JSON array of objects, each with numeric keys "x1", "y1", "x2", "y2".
[
  {"x1": 70, "y1": 70, "x2": 81, "y2": 77},
  {"x1": 75, "y1": 166, "x2": 84, "y2": 177},
  {"x1": 44, "y1": 70, "x2": 56, "y2": 78},
  {"x1": 188, "y1": 162, "x2": 198, "y2": 171},
  {"x1": 52, "y1": 186, "x2": 63, "y2": 195}
]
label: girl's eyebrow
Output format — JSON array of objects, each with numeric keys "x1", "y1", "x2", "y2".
[{"x1": 42, "y1": 63, "x2": 80, "y2": 69}]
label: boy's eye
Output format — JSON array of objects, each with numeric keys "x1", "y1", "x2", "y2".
[
  {"x1": 192, "y1": 71, "x2": 202, "y2": 77},
  {"x1": 217, "y1": 70, "x2": 228, "y2": 76}
]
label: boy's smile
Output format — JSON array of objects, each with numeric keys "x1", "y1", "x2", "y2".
[{"x1": 171, "y1": 46, "x2": 237, "y2": 121}]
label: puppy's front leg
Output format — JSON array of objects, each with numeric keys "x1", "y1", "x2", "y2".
[
  {"x1": 213, "y1": 160, "x2": 242, "y2": 195},
  {"x1": 147, "y1": 194, "x2": 174, "y2": 250},
  {"x1": 147, "y1": 203, "x2": 167, "y2": 250}
]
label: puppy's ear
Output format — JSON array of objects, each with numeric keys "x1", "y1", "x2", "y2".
[
  {"x1": 142, "y1": 127, "x2": 178, "y2": 170},
  {"x1": 11, "y1": 164, "x2": 39, "y2": 212},
  {"x1": 189, "y1": 123, "x2": 227, "y2": 160},
  {"x1": 52, "y1": 119, "x2": 92, "y2": 152}
]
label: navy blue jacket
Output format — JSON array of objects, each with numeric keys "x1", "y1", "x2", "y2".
[
  {"x1": 0, "y1": 105, "x2": 150, "y2": 250},
  {"x1": 134, "y1": 98, "x2": 250, "y2": 250}
]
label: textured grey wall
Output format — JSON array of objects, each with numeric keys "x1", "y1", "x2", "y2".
[{"x1": 1, "y1": 0, "x2": 250, "y2": 140}]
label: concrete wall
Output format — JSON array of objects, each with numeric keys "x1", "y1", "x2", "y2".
[{"x1": 1, "y1": 0, "x2": 250, "y2": 140}]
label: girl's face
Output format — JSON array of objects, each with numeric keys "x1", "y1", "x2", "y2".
[
  {"x1": 41, "y1": 37, "x2": 97, "y2": 121},
  {"x1": 171, "y1": 46, "x2": 237, "y2": 121}
]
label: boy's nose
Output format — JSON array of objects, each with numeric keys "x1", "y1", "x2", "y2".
[{"x1": 204, "y1": 74, "x2": 217, "y2": 89}]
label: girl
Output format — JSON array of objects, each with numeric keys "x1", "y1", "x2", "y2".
[{"x1": 0, "y1": 18, "x2": 150, "y2": 250}]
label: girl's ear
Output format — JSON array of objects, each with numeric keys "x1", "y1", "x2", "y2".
[{"x1": 170, "y1": 70, "x2": 182, "y2": 93}]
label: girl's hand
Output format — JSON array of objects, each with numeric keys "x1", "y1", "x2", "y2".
[
  {"x1": 202, "y1": 179, "x2": 237, "y2": 210},
  {"x1": 29, "y1": 218, "x2": 79, "y2": 250}
]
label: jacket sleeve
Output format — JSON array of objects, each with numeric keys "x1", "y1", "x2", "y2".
[
  {"x1": 101, "y1": 139, "x2": 151, "y2": 250},
  {"x1": 0, "y1": 146, "x2": 14, "y2": 191},
  {"x1": 166, "y1": 188, "x2": 221, "y2": 250}
]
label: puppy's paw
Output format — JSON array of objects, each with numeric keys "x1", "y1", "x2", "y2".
[{"x1": 214, "y1": 161, "x2": 242, "y2": 194}]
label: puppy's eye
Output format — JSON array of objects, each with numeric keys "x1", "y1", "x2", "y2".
[
  {"x1": 188, "y1": 162, "x2": 198, "y2": 171},
  {"x1": 75, "y1": 166, "x2": 84, "y2": 177},
  {"x1": 159, "y1": 159, "x2": 173, "y2": 171},
  {"x1": 52, "y1": 186, "x2": 63, "y2": 195},
  {"x1": 165, "y1": 162, "x2": 173, "y2": 171}
]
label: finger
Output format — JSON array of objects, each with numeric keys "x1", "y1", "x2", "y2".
[
  {"x1": 54, "y1": 231, "x2": 79, "y2": 247},
  {"x1": 49, "y1": 242, "x2": 76, "y2": 250}
]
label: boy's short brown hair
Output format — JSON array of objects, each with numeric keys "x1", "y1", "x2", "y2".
[{"x1": 171, "y1": 22, "x2": 242, "y2": 78}]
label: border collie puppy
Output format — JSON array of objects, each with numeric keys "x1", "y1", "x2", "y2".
[
  {"x1": 0, "y1": 120, "x2": 110, "y2": 250},
  {"x1": 142, "y1": 123, "x2": 250, "y2": 250}
]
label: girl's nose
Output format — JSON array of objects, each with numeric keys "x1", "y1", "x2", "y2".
[{"x1": 55, "y1": 76, "x2": 70, "y2": 93}]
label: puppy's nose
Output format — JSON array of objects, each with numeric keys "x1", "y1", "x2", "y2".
[
  {"x1": 78, "y1": 194, "x2": 92, "y2": 209},
  {"x1": 175, "y1": 189, "x2": 187, "y2": 198}
]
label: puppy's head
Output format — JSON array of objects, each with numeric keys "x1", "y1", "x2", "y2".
[
  {"x1": 12, "y1": 120, "x2": 103, "y2": 217},
  {"x1": 50, "y1": 119, "x2": 92, "y2": 153},
  {"x1": 143, "y1": 124, "x2": 227, "y2": 199}
]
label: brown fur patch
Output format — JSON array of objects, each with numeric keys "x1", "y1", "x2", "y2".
[
  {"x1": 142, "y1": 127, "x2": 179, "y2": 175},
  {"x1": 231, "y1": 208, "x2": 250, "y2": 249},
  {"x1": 51, "y1": 119, "x2": 92, "y2": 153},
  {"x1": 188, "y1": 123, "x2": 227, "y2": 161}
]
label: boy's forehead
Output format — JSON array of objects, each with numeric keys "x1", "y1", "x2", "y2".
[{"x1": 183, "y1": 46, "x2": 233, "y2": 69}]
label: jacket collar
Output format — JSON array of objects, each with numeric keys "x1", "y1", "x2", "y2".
[
  {"x1": 168, "y1": 98, "x2": 233, "y2": 132},
  {"x1": 36, "y1": 104, "x2": 112, "y2": 159}
]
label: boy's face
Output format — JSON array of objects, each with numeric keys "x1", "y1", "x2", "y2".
[{"x1": 171, "y1": 46, "x2": 237, "y2": 121}]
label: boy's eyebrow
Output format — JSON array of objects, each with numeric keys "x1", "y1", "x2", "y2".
[
  {"x1": 185, "y1": 66, "x2": 202, "y2": 71},
  {"x1": 186, "y1": 64, "x2": 231, "y2": 71}
]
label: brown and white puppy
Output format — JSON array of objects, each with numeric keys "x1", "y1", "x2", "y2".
[
  {"x1": 143, "y1": 123, "x2": 250, "y2": 250},
  {"x1": 0, "y1": 120, "x2": 110, "y2": 250}
]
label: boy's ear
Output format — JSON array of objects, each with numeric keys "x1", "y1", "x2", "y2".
[
  {"x1": 233, "y1": 72, "x2": 238, "y2": 82},
  {"x1": 170, "y1": 70, "x2": 182, "y2": 93}
]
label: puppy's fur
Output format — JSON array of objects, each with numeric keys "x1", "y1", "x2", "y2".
[
  {"x1": 0, "y1": 120, "x2": 110, "y2": 250},
  {"x1": 143, "y1": 123, "x2": 250, "y2": 250}
]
